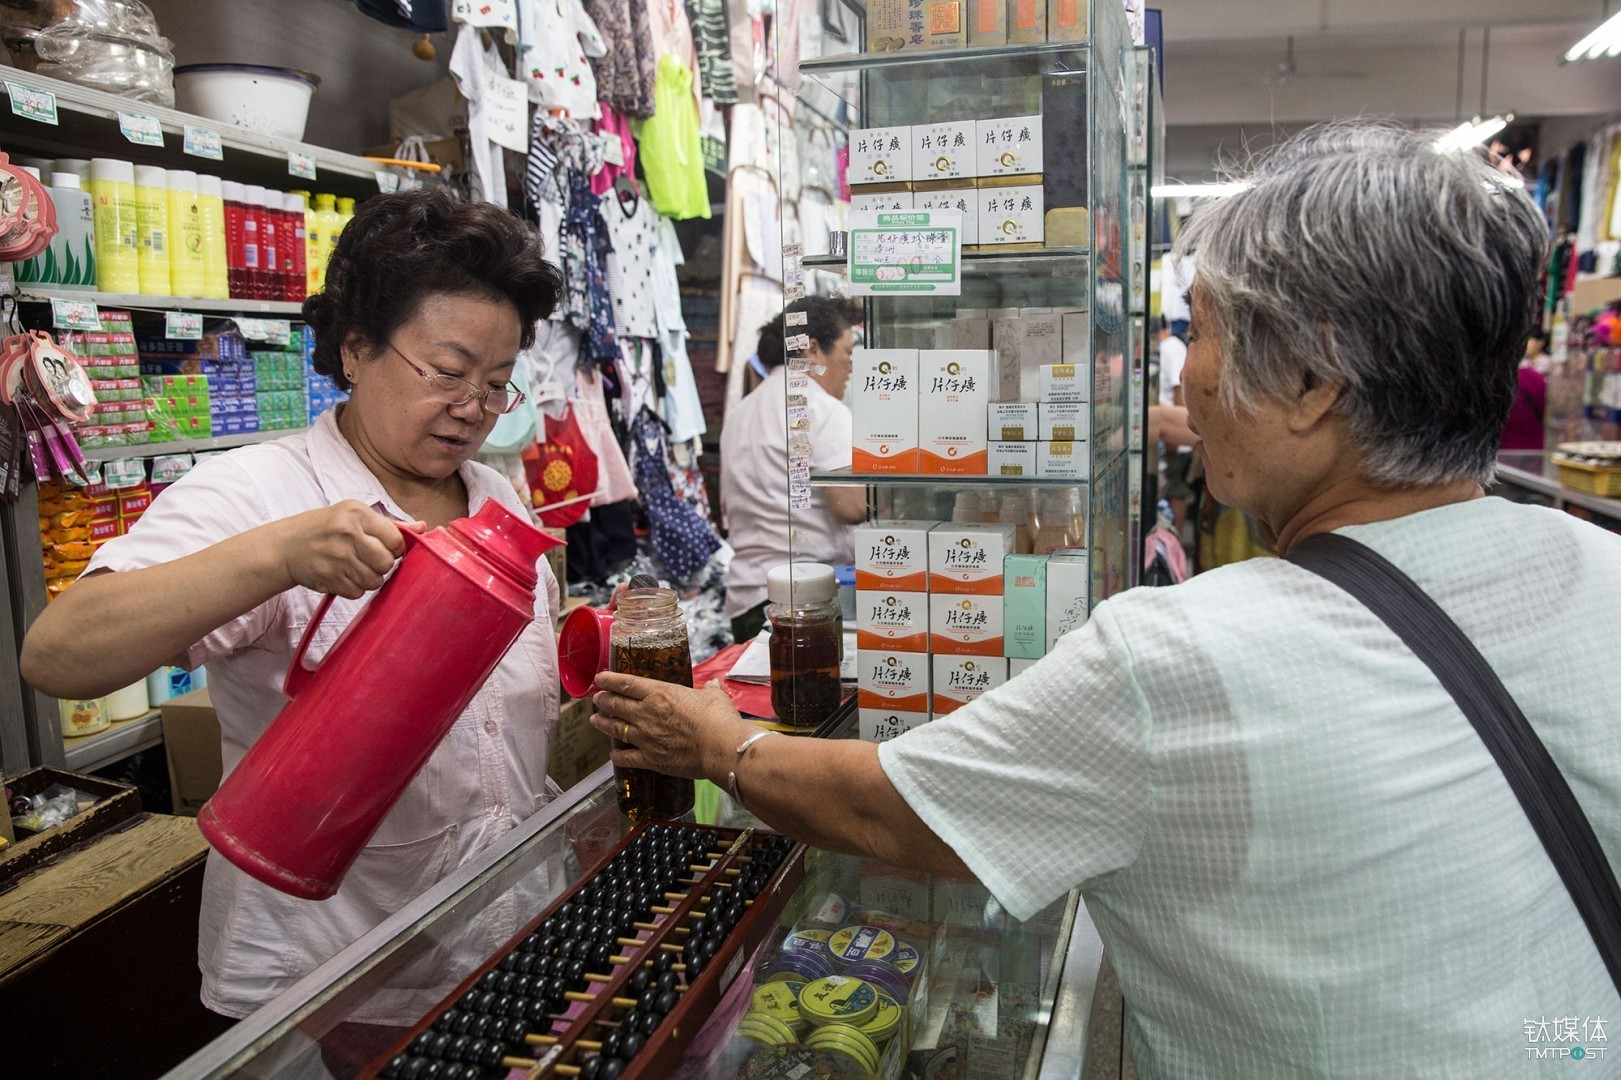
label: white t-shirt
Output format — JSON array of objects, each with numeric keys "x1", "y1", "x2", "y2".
[
  {"x1": 85, "y1": 411, "x2": 561, "y2": 1023},
  {"x1": 882, "y1": 498, "x2": 1621, "y2": 1077},
  {"x1": 1157, "y1": 333, "x2": 1186, "y2": 408},
  {"x1": 719, "y1": 365, "x2": 853, "y2": 617}
]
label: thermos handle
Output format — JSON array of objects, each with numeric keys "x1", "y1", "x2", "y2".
[{"x1": 282, "y1": 529, "x2": 421, "y2": 699}]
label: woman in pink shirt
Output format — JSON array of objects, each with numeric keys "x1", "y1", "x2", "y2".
[{"x1": 22, "y1": 191, "x2": 565, "y2": 1057}]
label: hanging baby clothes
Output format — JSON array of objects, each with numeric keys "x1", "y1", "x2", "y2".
[
  {"x1": 651, "y1": 218, "x2": 707, "y2": 443},
  {"x1": 600, "y1": 184, "x2": 662, "y2": 339},
  {"x1": 516, "y1": 0, "x2": 606, "y2": 119},
  {"x1": 449, "y1": 24, "x2": 511, "y2": 206},
  {"x1": 565, "y1": 167, "x2": 621, "y2": 366},
  {"x1": 649, "y1": 0, "x2": 701, "y2": 113},
  {"x1": 590, "y1": 106, "x2": 640, "y2": 197},
  {"x1": 528, "y1": 116, "x2": 619, "y2": 364},
  {"x1": 684, "y1": 0, "x2": 737, "y2": 104},
  {"x1": 631, "y1": 408, "x2": 722, "y2": 582},
  {"x1": 634, "y1": 53, "x2": 711, "y2": 220},
  {"x1": 586, "y1": 0, "x2": 657, "y2": 117}
]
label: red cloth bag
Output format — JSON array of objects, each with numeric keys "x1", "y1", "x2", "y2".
[{"x1": 524, "y1": 406, "x2": 600, "y2": 528}]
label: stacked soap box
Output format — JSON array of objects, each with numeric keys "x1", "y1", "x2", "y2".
[
  {"x1": 251, "y1": 336, "x2": 308, "y2": 432},
  {"x1": 865, "y1": 0, "x2": 1088, "y2": 56},
  {"x1": 976, "y1": 308, "x2": 1091, "y2": 479},
  {"x1": 69, "y1": 311, "x2": 154, "y2": 450},
  {"x1": 303, "y1": 327, "x2": 348, "y2": 422},
  {"x1": 139, "y1": 326, "x2": 251, "y2": 440},
  {"x1": 855, "y1": 521, "x2": 933, "y2": 743},
  {"x1": 848, "y1": 117, "x2": 1044, "y2": 250}
]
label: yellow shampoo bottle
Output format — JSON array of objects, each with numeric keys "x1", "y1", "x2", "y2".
[
  {"x1": 196, "y1": 174, "x2": 230, "y2": 299},
  {"x1": 312, "y1": 193, "x2": 340, "y2": 291},
  {"x1": 165, "y1": 169, "x2": 206, "y2": 298},
  {"x1": 133, "y1": 164, "x2": 171, "y2": 295},
  {"x1": 87, "y1": 158, "x2": 139, "y2": 293}
]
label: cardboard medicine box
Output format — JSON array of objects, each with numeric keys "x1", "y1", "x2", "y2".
[
  {"x1": 989, "y1": 402, "x2": 1038, "y2": 439},
  {"x1": 860, "y1": 708, "x2": 929, "y2": 743},
  {"x1": 1038, "y1": 440, "x2": 1090, "y2": 479},
  {"x1": 1039, "y1": 362, "x2": 1087, "y2": 402},
  {"x1": 925, "y1": 0, "x2": 966, "y2": 48},
  {"x1": 850, "y1": 189, "x2": 916, "y2": 215},
  {"x1": 968, "y1": 0, "x2": 1007, "y2": 45},
  {"x1": 979, "y1": 184, "x2": 1045, "y2": 246},
  {"x1": 1003, "y1": 553, "x2": 1048, "y2": 659},
  {"x1": 977, "y1": 115, "x2": 1044, "y2": 177},
  {"x1": 988, "y1": 441, "x2": 1036, "y2": 476},
  {"x1": 929, "y1": 522, "x2": 1016, "y2": 594},
  {"x1": 857, "y1": 649, "x2": 930, "y2": 714},
  {"x1": 1039, "y1": 401, "x2": 1088, "y2": 441},
  {"x1": 918, "y1": 350, "x2": 990, "y2": 475},
  {"x1": 852, "y1": 348, "x2": 921, "y2": 474},
  {"x1": 929, "y1": 592, "x2": 1005, "y2": 656},
  {"x1": 850, "y1": 126, "x2": 915, "y2": 184},
  {"x1": 1048, "y1": 0, "x2": 1087, "y2": 42},
  {"x1": 856, "y1": 589, "x2": 930, "y2": 652},
  {"x1": 867, "y1": 0, "x2": 927, "y2": 53},
  {"x1": 913, "y1": 122, "x2": 976, "y2": 182},
  {"x1": 855, "y1": 520, "x2": 934, "y2": 591},
  {"x1": 1021, "y1": 313, "x2": 1064, "y2": 399},
  {"x1": 1046, "y1": 553, "x2": 1090, "y2": 649},
  {"x1": 1010, "y1": 0, "x2": 1045, "y2": 41},
  {"x1": 914, "y1": 185, "x2": 979, "y2": 245},
  {"x1": 932, "y1": 655, "x2": 1007, "y2": 715}
]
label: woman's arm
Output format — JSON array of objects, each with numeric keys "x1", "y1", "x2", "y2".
[
  {"x1": 22, "y1": 500, "x2": 413, "y2": 699},
  {"x1": 590, "y1": 673, "x2": 971, "y2": 877}
]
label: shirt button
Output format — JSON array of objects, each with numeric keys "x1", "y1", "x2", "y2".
[{"x1": 484, "y1": 719, "x2": 497, "y2": 735}]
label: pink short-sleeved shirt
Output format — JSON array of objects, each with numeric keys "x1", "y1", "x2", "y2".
[{"x1": 85, "y1": 411, "x2": 562, "y2": 1023}]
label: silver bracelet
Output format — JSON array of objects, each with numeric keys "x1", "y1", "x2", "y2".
[{"x1": 726, "y1": 729, "x2": 777, "y2": 808}]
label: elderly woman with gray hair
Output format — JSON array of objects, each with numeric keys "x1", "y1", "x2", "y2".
[{"x1": 591, "y1": 124, "x2": 1621, "y2": 1075}]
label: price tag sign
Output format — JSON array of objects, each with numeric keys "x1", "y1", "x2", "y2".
[
  {"x1": 288, "y1": 151, "x2": 317, "y2": 181},
  {"x1": 103, "y1": 458, "x2": 145, "y2": 488},
  {"x1": 166, "y1": 311, "x2": 203, "y2": 340},
  {"x1": 50, "y1": 298, "x2": 101, "y2": 331},
  {"x1": 118, "y1": 112, "x2": 164, "y2": 147},
  {"x1": 484, "y1": 73, "x2": 530, "y2": 154},
  {"x1": 236, "y1": 317, "x2": 291, "y2": 345},
  {"x1": 848, "y1": 209, "x2": 962, "y2": 296},
  {"x1": 782, "y1": 241, "x2": 803, "y2": 258},
  {"x1": 184, "y1": 125, "x2": 224, "y2": 160},
  {"x1": 6, "y1": 82, "x2": 57, "y2": 125},
  {"x1": 785, "y1": 310, "x2": 807, "y2": 327},
  {"x1": 374, "y1": 170, "x2": 401, "y2": 194},
  {"x1": 600, "y1": 134, "x2": 624, "y2": 168},
  {"x1": 785, "y1": 333, "x2": 810, "y2": 355}
]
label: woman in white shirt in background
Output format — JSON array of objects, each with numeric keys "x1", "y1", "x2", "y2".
[{"x1": 720, "y1": 297, "x2": 867, "y2": 643}]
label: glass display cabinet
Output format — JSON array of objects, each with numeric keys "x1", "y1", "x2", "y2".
[{"x1": 1128, "y1": 43, "x2": 1164, "y2": 579}]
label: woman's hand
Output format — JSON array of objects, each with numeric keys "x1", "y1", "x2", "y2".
[
  {"x1": 278, "y1": 500, "x2": 424, "y2": 599},
  {"x1": 590, "y1": 672, "x2": 756, "y2": 781}
]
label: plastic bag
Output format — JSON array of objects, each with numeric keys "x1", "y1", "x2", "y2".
[
  {"x1": 2, "y1": 0, "x2": 174, "y2": 107},
  {"x1": 9, "y1": 783, "x2": 91, "y2": 831}
]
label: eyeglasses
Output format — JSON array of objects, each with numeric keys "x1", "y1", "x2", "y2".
[{"x1": 388, "y1": 342, "x2": 527, "y2": 415}]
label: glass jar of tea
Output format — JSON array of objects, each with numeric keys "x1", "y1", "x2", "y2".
[
  {"x1": 609, "y1": 587, "x2": 696, "y2": 821},
  {"x1": 766, "y1": 562, "x2": 844, "y2": 729}
]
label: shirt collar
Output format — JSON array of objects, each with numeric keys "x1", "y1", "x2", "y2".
[{"x1": 307, "y1": 407, "x2": 508, "y2": 521}]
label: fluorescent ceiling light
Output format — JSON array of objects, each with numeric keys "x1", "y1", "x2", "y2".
[
  {"x1": 1565, "y1": 11, "x2": 1621, "y2": 62},
  {"x1": 1152, "y1": 182, "x2": 1250, "y2": 198},
  {"x1": 1435, "y1": 114, "x2": 1512, "y2": 152}
]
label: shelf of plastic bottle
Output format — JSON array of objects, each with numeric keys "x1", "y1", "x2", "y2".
[
  {"x1": 802, "y1": 247, "x2": 1092, "y2": 278},
  {"x1": 811, "y1": 468, "x2": 1091, "y2": 487},
  {"x1": 0, "y1": 69, "x2": 384, "y2": 198},
  {"x1": 80, "y1": 428, "x2": 306, "y2": 462},
  {"x1": 799, "y1": 40, "x2": 1090, "y2": 77},
  {"x1": 63, "y1": 708, "x2": 162, "y2": 773},
  {"x1": 14, "y1": 286, "x2": 304, "y2": 315}
]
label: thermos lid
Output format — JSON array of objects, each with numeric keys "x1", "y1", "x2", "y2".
[
  {"x1": 767, "y1": 562, "x2": 837, "y2": 607},
  {"x1": 558, "y1": 604, "x2": 614, "y2": 699}
]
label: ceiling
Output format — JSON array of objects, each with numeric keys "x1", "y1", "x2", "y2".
[{"x1": 1156, "y1": 0, "x2": 1621, "y2": 181}]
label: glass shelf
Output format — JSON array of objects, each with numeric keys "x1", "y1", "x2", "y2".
[
  {"x1": 804, "y1": 247, "x2": 1091, "y2": 277},
  {"x1": 812, "y1": 467, "x2": 1092, "y2": 487},
  {"x1": 801, "y1": 40, "x2": 1090, "y2": 76}
]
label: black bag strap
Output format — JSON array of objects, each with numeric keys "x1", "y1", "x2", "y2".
[{"x1": 1286, "y1": 531, "x2": 1621, "y2": 996}]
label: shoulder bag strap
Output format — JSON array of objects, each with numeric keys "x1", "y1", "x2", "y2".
[{"x1": 1286, "y1": 531, "x2": 1621, "y2": 996}]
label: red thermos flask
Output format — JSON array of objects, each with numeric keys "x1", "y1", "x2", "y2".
[{"x1": 197, "y1": 499, "x2": 563, "y2": 900}]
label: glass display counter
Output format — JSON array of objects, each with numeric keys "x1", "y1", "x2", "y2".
[{"x1": 161, "y1": 711, "x2": 1112, "y2": 1080}]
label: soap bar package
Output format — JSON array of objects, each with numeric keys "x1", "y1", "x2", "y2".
[
  {"x1": 1010, "y1": 0, "x2": 1045, "y2": 43},
  {"x1": 913, "y1": 122, "x2": 976, "y2": 182},
  {"x1": 979, "y1": 184, "x2": 1045, "y2": 246},
  {"x1": 867, "y1": 0, "x2": 927, "y2": 53},
  {"x1": 1039, "y1": 362, "x2": 1087, "y2": 402},
  {"x1": 1020, "y1": 312, "x2": 1064, "y2": 399},
  {"x1": 1048, "y1": 0, "x2": 1088, "y2": 43},
  {"x1": 987, "y1": 441, "x2": 1036, "y2": 476},
  {"x1": 1038, "y1": 439, "x2": 1090, "y2": 479},
  {"x1": 968, "y1": 0, "x2": 1007, "y2": 45},
  {"x1": 915, "y1": 184, "x2": 980, "y2": 246},
  {"x1": 977, "y1": 115, "x2": 1044, "y2": 177},
  {"x1": 850, "y1": 126, "x2": 915, "y2": 184},
  {"x1": 988, "y1": 402, "x2": 1038, "y2": 439},
  {"x1": 1003, "y1": 553, "x2": 1048, "y2": 659},
  {"x1": 1039, "y1": 401, "x2": 1088, "y2": 441},
  {"x1": 925, "y1": 0, "x2": 967, "y2": 49},
  {"x1": 850, "y1": 189, "x2": 916, "y2": 215}
]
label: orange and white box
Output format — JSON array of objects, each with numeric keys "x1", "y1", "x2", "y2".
[
  {"x1": 852, "y1": 348, "x2": 920, "y2": 474},
  {"x1": 929, "y1": 593, "x2": 1005, "y2": 656},
  {"x1": 855, "y1": 520, "x2": 933, "y2": 591},
  {"x1": 858, "y1": 650, "x2": 930, "y2": 742},
  {"x1": 918, "y1": 349, "x2": 989, "y2": 475},
  {"x1": 932, "y1": 655, "x2": 1007, "y2": 715},
  {"x1": 929, "y1": 522, "x2": 1016, "y2": 594},
  {"x1": 856, "y1": 589, "x2": 930, "y2": 652}
]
